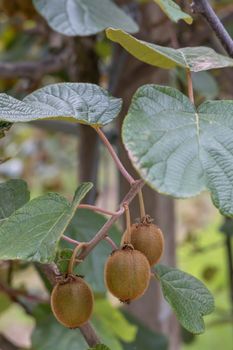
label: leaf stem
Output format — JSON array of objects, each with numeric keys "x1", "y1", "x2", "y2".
[
  {"x1": 138, "y1": 189, "x2": 146, "y2": 218},
  {"x1": 186, "y1": 69, "x2": 194, "y2": 104},
  {"x1": 61, "y1": 235, "x2": 80, "y2": 245},
  {"x1": 67, "y1": 243, "x2": 86, "y2": 275},
  {"x1": 94, "y1": 127, "x2": 135, "y2": 185},
  {"x1": 78, "y1": 204, "x2": 119, "y2": 216}
]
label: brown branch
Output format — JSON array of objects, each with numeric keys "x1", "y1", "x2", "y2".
[
  {"x1": 0, "y1": 46, "x2": 73, "y2": 79},
  {"x1": 79, "y1": 323, "x2": 101, "y2": 346},
  {"x1": 79, "y1": 179, "x2": 145, "y2": 260},
  {"x1": 191, "y1": 0, "x2": 233, "y2": 57}
]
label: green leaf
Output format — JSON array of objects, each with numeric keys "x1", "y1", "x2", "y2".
[
  {"x1": 122, "y1": 84, "x2": 233, "y2": 216},
  {"x1": 120, "y1": 310, "x2": 168, "y2": 350},
  {"x1": 0, "y1": 83, "x2": 122, "y2": 127},
  {"x1": 0, "y1": 183, "x2": 92, "y2": 263},
  {"x1": 154, "y1": 0, "x2": 193, "y2": 24},
  {"x1": 0, "y1": 179, "x2": 30, "y2": 224},
  {"x1": 154, "y1": 265, "x2": 214, "y2": 334},
  {"x1": 62, "y1": 209, "x2": 121, "y2": 293},
  {"x1": 106, "y1": 28, "x2": 233, "y2": 72},
  {"x1": 88, "y1": 346, "x2": 111, "y2": 350},
  {"x1": 0, "y1": 121, "x2": 11, "y2": 139},
  {"x1": 93, "y1": 300, "x2": 137, "y2": 343},
  {"x1": 33, "y1": 0, "x2": 138, "y2": 36}
]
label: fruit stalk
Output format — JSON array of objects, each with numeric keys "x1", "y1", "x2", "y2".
[
  {"x1": 138, "y1": 189, "x2": 146, "y2": 218},
  {"x1": 68, "y1": 243, "x2": 86, "y2": 275},
  {"x1": 186, "y1": 69, "x2": 194, "y2": 104}
]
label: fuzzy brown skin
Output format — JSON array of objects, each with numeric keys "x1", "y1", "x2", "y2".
[
  {"x1": 104, "y1": 247, "x2": 151, "y2": 302},
  {"x1": 122, "y1": 223, "x2": 164, "y2": 266},
  {"x1": 51, "y1": 275, "x2": 94, "y2": 329}
]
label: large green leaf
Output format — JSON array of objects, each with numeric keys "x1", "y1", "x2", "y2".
[
  {"x1": 62, "y1": 209, "x2": 121, "y2": 294},
  {"x1": 0, "y1": 83, "x2": 122, "y2": 127},
  {"x1": 154, "y1": 0, "x2": 192, "y2": 24},
  {"x1": 154, "y1": 265, "x2": 214, "y2": 334},
  {"x1": 0, "y1": 179, "x2": 30, "y2": 225},
  {"x1": 122, "y1": 84, "x2": 233, "y2": 216},
  {"x1": 93, "y1": 300, "x2": 137, "y2": 344},
  {"x1": 33, "y1": 0, "x2": 138, "y2": 36},
  {"x1": 106, "y1": 28, "x2": 233, "y2": 72},
  {"x1": 0, "y1": 121, "x2": 12, "y2": 139},
  {"x1": 0, "y1": 183, "x2": 92, "y2": 263}
]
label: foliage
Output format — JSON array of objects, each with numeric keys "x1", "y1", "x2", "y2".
[
  {"x1": 0, "y1": 0, "x2": 232, "y2": 349},
  {"x1": 155, "y1": 265, "x2": 214, "y2": 334}
]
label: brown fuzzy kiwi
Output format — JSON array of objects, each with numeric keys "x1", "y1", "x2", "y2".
[
  {"x1": 51, "y1": 274, "x2": 94, "y2": 329},
  {"x1": 121, "y1": 216, "x2": 164, "y2": 266},
  {"x1": 104, "y1": 245, "x2": 151, "y2": 303}
]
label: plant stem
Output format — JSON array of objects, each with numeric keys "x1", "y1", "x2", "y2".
[
  {"x1": 94, "y1": 127, "x2": 135, "y2": 185},
  {"x1": 62, "y1": 235, "x2": 80, "y2": 245},
  {"x1": 79, "y1": 323, "x2": 101, "y2": 347},
  {"x1": 104, "y1": 236, "x2": 118, "y2": 250},
  {"x1": 78, "y1": 204, "x2": 119, "y2": 216},
  {"x1": 191, "y1": 0, "x2": 233, "y2": 57},
  {"x1": 67, "y1": 243, "x2": 86, "y2": 275},
  {"x1": 138, "y1": 189, "x2": 146, "y2": 218},
  {"x1": 79, "y1": 179, "x2": 144, "y2": 260},
  {"x1": 186, "y1": 69, "x2": 194, "y2": 104}
]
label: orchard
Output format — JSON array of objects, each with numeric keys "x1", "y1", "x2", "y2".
[{"x1": 0, "y1": 1, "x2": 232, "y2": 350}]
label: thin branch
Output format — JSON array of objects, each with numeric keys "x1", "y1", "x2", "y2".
[
  {"x1": 79, "y1": 179, "x2": 144, "y2": 260},
  {"x1": 79, "y1": 323, "x2": 101, "y2": 347},
  {"x1": 0, "y1": 47, "x2": 73, "y2": 79},
  {"x1": 0, "y1": 281, "x2": 48, "y2": 303},
  {"x1": 95, "y1": 127, "x2": 135, "y2": 185},
  {"x1": 191, "y1": 0, "x2": 233, "y2": 57}
]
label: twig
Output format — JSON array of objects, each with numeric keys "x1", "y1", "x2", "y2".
[
  {"x1": 0, "y1": 47, "x2": 73, "y2": 79},
  {"x1": 94, "y1": 127, "x2": 135, "y2": 185},
  {"x1": 186, "y1": 69, "x2": 194, "y2": 104},
  {"x1": 79, "y1": 179, "x2": 145, "y2": 260},
  {"x1": 79, "y1": 323, "x2": 101, "y2": 347},
  {"x1": 0, "y1": 281, "x2": 48, "y2": 303},
  {"x1": 191, "y1": 0, "x2": 233, "y2": 57}
]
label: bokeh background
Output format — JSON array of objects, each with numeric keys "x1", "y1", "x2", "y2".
[{"x1": 0, "y1": 1, "x2": 232, "y2": 349}]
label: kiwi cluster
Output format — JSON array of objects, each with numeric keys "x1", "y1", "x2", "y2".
[
  {"x1": 50, "y1": 212, "x2": 164, "y2": 328},
  {"x1": 104, "y1": 215, "x2": 164, "y2": 303}
]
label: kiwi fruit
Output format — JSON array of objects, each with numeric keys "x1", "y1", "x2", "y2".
[
  {"x1": 51, "y1": 274, "x2": 94, "y2": 328},
  {"x1": 104, "y1": 245, "x2": 151, "y2": 303},
  {"x1": 122, "y1": 216, "x2": 164, "y2": 266}
]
